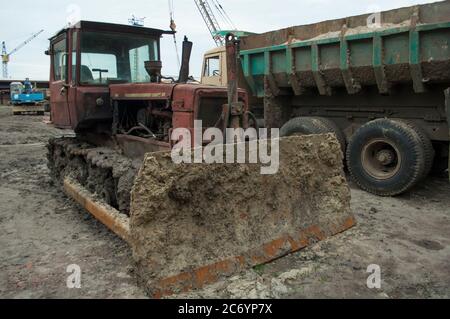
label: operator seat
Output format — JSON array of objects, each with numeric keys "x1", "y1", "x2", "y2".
[{"x1": 79, "y1": 65, "x2": 94, "y2": 83}]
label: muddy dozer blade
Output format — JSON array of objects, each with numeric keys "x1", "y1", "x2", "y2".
[{"x1": 130, "y1": 134, "x2": 355, "y2": 298}]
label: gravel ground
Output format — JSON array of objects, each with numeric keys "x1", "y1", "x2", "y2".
[{"x1": 0, "y1": 104, "x2": 449, "y2": 299}]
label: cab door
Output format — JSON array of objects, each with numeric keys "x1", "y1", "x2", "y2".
[
  {"x1": 49, "y1": 34, "x2": 72, "y2": 128},
  {"x1": 67, "y1": 29, "x2": 79, "y2": 128}
]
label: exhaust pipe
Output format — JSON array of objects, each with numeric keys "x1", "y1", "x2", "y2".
[
  {"x1": 178, "y1": 36, "x2": 193, "y2": 83},
  {"x1": 224, "y1": 33, "x2": 245, "y2": 133}
]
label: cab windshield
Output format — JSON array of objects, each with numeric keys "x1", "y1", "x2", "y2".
[{"x1": 79, "y1": 31, "x2": 159, "y2": 85}]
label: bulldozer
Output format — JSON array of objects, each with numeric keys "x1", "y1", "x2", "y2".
[{"x1": 46, "y1": 21, "x2": 355, "y2": 298}]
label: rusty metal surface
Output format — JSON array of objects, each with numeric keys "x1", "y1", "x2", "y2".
[
  {"x1": 50, "y1": 83, "x2": 111, "y2": 131},
  {"x1": 151, "y1": 216, "x2": 356, "y2": 298},
  {"x1": 64, "y1": 177, "x2": 130, "y2": 242},
  {"x1": 226, "y1": 34, "x2": 239, "y2": 106},
  {"x1": 225, "y1": 33, "x2": 244, "y2": 131},
  {"x1": 110, "y1": 82, "x2": 176, "y2": 101},
  {"x1": 116, "y1": 134, "x2": 170, "y2": 159},
  {"x1": 110, "y1": 82, "x2": 247, "y2": 155},
  {"x1": 178, "y1": 37, "x2": 193, "y2": 83}
]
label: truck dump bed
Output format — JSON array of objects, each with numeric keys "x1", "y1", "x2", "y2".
[{"x1": 239, "y1": 1, "x2": 450, "y2": 97}]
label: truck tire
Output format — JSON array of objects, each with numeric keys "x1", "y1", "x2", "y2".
[
  {"x1": 398, "y1": 120, "x2": 434, "y2": 180},
  {"x1": 346, "y1": 119, "x2": 426, "y2": 196},
  {"x1": 280, "y1": 116, "x2": 346, "y2": 151}
]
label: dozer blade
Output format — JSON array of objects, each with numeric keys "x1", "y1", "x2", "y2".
[{"x1": 129, "y1": 134, "x2": 355, "y2": 298}]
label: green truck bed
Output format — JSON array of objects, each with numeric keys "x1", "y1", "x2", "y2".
[{"x1": 239, "y1": 1, "x2": 450, "y2": 98}]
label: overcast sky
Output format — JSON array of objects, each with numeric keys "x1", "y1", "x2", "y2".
[{"x1": 0, "y1": 0, "x2": 439, "y2": 80}]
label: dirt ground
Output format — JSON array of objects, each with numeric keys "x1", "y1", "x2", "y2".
[{"x1": 0, "y1": 104, "x2": 449, "y2": 299}]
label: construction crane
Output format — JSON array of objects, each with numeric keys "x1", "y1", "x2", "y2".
[
  {"x1": 2, "y1": 30, "x2": 44, "y2": 79},
  {"x1": 194, "y1": 0, "x2": 225, "y2": 46}
]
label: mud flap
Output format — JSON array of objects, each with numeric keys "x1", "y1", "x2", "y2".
[
  {"x1": 129, "y1": 134, "x2": 356, "y2": 298},
  {"x1": 446, "y1": 88, "x2": 450, "y2": 181}
]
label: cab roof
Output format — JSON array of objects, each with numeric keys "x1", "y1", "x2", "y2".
[{"x1": 50, "y1": 20, "x2": 175, "y2": 40}]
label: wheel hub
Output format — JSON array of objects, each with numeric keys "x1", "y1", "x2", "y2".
[
  {"x1": 375, "y1": 149, "x2": 395, "y2": 165},
  {"x1": 361, "y1": 138, "x2": 402, "y2": 180}
]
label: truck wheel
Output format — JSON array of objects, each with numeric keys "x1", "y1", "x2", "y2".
[
  {"x1": 346, "y1": 119, "x2": 426, "y2": 196},
  {"x1": 398, "y1": 120, "x2": 434, "y2": 180},
  {"x1": 280, "y1": 116, "x2": 346, "y2": 151}
]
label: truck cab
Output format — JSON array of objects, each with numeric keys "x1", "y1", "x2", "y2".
[
  {"x1": 48, "y1": 21, "x2": 173, "y2": 132},
  {"x1": 48, "y1": 21, "x2": 249, "y2": 158},
  {"x1": 200, "y1": 30, "x2": 256, "y2": 87},
  {"x1": 201, "y1": 46, "x2": 227, "y2": 86}
]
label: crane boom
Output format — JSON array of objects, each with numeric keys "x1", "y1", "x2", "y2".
[
  {"x1": 194, "y1": 0, "x2": 224, "y2": 46},
  {"x1": 2, "y1": 29, "x2": 44, "y2": 79},
  {"x1": 8, "y1": 30, "x2": 44, "y2": 56}
]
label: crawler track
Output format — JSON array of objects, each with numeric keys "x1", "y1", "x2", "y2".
[{"x1": 47, "y1": 137, "x2": 140, "y2": 215}]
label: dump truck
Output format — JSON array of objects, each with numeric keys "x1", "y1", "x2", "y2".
[
  {"x1": 46, "y1": 21, "x2": 355, "y2": 297},
  {"x1": 201, "y1": 1, "x2": 450, "y2": 196}
]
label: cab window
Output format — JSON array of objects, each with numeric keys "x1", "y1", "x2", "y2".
[
  {"x1": 71, "y1": 31, "x2": 78, "y2": 83},
  {"x1": 53, "y1": 38, "x2": 67, "y2": 82},
  {"x1": 203, "y1": 56, "x2": 220, "y2": 77},
  {"x1": 79, "y1": 31, "x2": 159, "y2": 85},
  {"x1": 81, "y1": 53, "x2": 118, "y2": 83}
]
